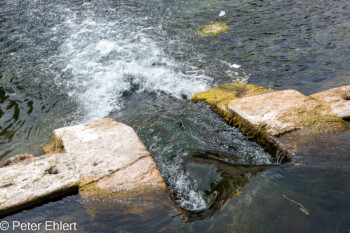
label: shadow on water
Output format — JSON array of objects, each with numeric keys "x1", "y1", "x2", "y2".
[{"x1": 280, "y1": 127, "x2": 350, "y2": 169}]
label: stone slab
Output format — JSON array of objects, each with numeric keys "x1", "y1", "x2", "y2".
[
  {"x1": 191, "y1": 83, "x2": 349, "y2": 162},
  {"x1": 0, "y1": 153, "x2": 79, "y2": 216},
  {"x1": 52, "y1": 118, "x2": 156, "y2": 185},
  {"x1": 0, "y1": 118, "x2": 168, "y2": 216},
  {"x1": 228, "y1": 90, "x2": 320, "y2": 135},
  {"x1": 311, "y1": 85, "x2": 350, "y2": 119}
]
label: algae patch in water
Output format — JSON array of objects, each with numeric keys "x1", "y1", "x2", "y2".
[
  {"x1": 0, "y1": 74, "x2": 5, "y2": 84},
  {"x1": 198, "y1": 22, "x2": 229, "y2": 36},
  {"x1": 283, "y1": 195, "x2": 309, "y2": 215},
  {"x1": 191, "y1": 82, "x2": 274, "y2": 106}
]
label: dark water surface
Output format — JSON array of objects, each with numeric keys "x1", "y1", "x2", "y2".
[{"x1": 1, "y1": 0, "x2": 350, "y2": 232}]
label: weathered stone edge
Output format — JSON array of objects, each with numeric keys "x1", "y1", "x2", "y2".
[
  {"x1": 0, "y1": 119, "x2": 175, "y2": 218},
  {"x1": 0, "y1": 182, "x2": 79, "y2": 217},
  {"x1": 208, "y1": 104, "x2": 290, "y2": 162}
]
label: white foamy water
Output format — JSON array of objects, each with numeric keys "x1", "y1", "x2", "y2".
[
  {"x1": 56, "y1": 16, "x2": 211, "y2": 122},
  {"x1": 50, "y1": 12, "x2": 211, "y2": 211},
  {"x1": 165, "y1": 162, "x2": 208, "y2": 211}
]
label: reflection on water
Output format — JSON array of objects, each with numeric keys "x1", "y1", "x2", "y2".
[
  {"x1": 184, "y1": 152, "x2": 270, "y2": 221},
  {"x1": 189, "y1": 166, "x2": 350, "y2": 233},
  {"x1": 4, "y1": 154, "x2": 350, "y2": 233},
  {"x1": 3, "y1": 192, "x2": 191, "y2": 233},
  {"x1": 115, "y1": 96, "x2": 271, "y2": 211},
  {"x1": 289, "y1": 129, "x2": 350, "y2": 169},
  {"x1": 1, "y1": 0, "x2": 350, "y2": 231}
]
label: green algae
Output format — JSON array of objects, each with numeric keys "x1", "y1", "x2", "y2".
[
  {"x1": 40, "y1": 136, "x2": 64, "y2": 154},
  {"x1": 198, "y1": 22, "x2": 229, "y2": 36},
  {"x1": 212, "y1": 103, "x2": 291, "y2": 163},
  {"x1": 283, "y1": 195, "x2": 309, "y2": 215},
  {"x1": 277, "y1": 106, "x2": 347, "y2": 135},
  {"x1": 191, "y1": 82, "x2": 275, "y2": 107}
]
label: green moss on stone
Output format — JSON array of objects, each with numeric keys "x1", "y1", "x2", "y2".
[
  {"x1": 191, "y1": 82, "x2": 275, "y2": 107},
  {"x1": 198, "y1": 22, "x2": 229, "y2": 36},
  {"x1": 40, "y1": 136, "x2": 64, "y2": 154},
  {"x1": 277, "y1": 105, "x2": 347, "y2": 135},
  {"x1": 191, "y1": 83, "x2": 289, "y2": 163},
  {"x1": 79, "y1": 181, "x2": 165, "y2": 200},
  {"x1": 212, "y1": 104, "x2": 291, "y2": 163}
]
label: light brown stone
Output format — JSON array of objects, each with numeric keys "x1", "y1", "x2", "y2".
[
  {"x1": 0, "y1": 153, "x2": 79, "y2": 215},
  {"x1": 0, "y1": 153, "x2": 36, "y2": 168},
  {"x1": 80, "y1": 156, "x2": 167, "y2": 198},
  {"x1": 228, "y1": 90, "x2": 321, "y2": 135},
  {"x1": 311, "y1": 85, "x2": 350, "y2": 119},
  {"x1": 51, "y1": 118, "x2": 160, "y2": 186},
  {"x1": 192, "y1": 83, "x2": 349, "y2": 162},
  {"x1": 0, "y1": 118, "x2": 168, "y2": 216}
]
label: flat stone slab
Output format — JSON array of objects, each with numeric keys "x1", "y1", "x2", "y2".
[
  {"x1": 191, "y1": 83, "x2": 349, "y2": 162},
  {"x1": 228, "y1": 89, "x2": 346, "y2": 135},
  {"x1": 229, "y1": 90, "x2": 316, "y2": 135},
  {"x1": 0, "y1": 118, "x2": 168, "y2": 216},
  {"x1": 51, "y1": 118, "x2": 161, "y2": 186},
  {"x1": 0, "y1": 153, "x2": 79, "y2": 215}
]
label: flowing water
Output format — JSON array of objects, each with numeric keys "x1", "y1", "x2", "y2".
[{"x1": 1, "y1": 0, "x2": 350, "y2": 232}]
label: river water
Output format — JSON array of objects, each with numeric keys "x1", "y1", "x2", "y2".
[{"x1": 1, "y1": 0, "x2": 350, "y2": 232}]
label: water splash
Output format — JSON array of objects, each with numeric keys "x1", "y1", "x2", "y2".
[
  {"x1": 49, "y1": 11, "x2": 213, "y2": 211},
  {"x1": 55, "y1": 16, "x2": 211, "y2": 122}
]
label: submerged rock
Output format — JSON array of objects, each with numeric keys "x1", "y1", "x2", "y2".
[
  {"x1": 198, "y1": 22, "x2": 229, "y2": 36},
  {"x1": 184, "y1": 155, "x2": 269, "y2": 221},
  {"x1": 191, "y1": 83, "x2": 349, "y2": 162},
  {"x1": 0, "y1": 118, "x2": 169, "y2": 216}
]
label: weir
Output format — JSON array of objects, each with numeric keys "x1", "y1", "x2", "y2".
[
  {"x1": 191, "y1": 83, "x2": 350, "y2": 162},
  {"x1": 1, "y1": 0, "x2": 350, "y2": 231}
]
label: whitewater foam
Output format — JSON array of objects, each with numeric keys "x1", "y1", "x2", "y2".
[
  {"x1": 55, "y1": 16, "x2": 211, "y2": 122},
  {"x1": 50, "y1": 12, "x2": 212, "y2": 211}
]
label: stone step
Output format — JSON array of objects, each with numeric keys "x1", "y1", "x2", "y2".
[
  {"x1": 0, "y1": 118, "x2": 171, "y2": 217},
  {"x1": 191, "y1": 83, "x2": 349, "y2": 162}
]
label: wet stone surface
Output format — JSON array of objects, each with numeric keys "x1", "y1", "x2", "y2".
[
  {"x1": 0, "y1": 118, "x2": 170, "y2": 216},
  {"x1": 192, "y1": 83, "x2": 349, "y2": 162}
]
